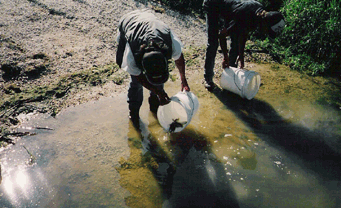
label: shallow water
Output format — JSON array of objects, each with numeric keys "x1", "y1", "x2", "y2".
[{"x1": 1, "y1": 65, "x2": 341, "y2": 208}]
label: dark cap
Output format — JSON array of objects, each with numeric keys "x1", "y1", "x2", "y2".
[
  {"x1": 142, "y1": 51, "x2": 169, "y2": 85},
  {"x1": 265, "y1": 11, "x2": 285, "y2": 39}
]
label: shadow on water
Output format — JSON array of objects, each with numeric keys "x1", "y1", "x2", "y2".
[
  {"x1": 211, "y1": 87, "x2": 341, "y2": 181},
  {"x1": 123, "y1": 113, "x2": 240, "y2": 208}
]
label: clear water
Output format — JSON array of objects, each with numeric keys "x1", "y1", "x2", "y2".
[{"x1": 1, "y1": 66, "x2": 340, "y2": 208}]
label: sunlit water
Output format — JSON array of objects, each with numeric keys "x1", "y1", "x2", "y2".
[{"x1": 1, "y1": 66, "x2": 341, "y2": 208}]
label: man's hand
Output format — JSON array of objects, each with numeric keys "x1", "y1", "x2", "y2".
[
  {"x1": 222, "y1": 58, "x2": 229, "y2": 69},
  {"x1": 182, "y1": 83, "x2": 190, "y2": 92},
  {"x1": 181, "y1": 79, "x2": 190, "y2": 92},
  {"x1": 236, "y1": 55, "x2": 244, "y2": 69},
  {"x1": 135, "y1": 74, "x2": 170, "y2": 105},
  {"x1": 157, "y1": 89, "x2": 171, "y2": 105}
]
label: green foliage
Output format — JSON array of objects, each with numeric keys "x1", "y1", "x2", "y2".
[
  {"x1": 249, "y1": 0, "x2": 341, "y2": 76},
  {"x1": 276, "y1": 0, "x2": 340, "y2": 75}
]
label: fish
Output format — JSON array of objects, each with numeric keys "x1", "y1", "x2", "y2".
[{"x1": 169, "y1": 118, "x2": 187, "y2": 133}]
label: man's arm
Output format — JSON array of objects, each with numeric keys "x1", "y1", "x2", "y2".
[
  {"x1": 116, "y1": 31, "x2": 126, "y2": 68},
  {"x1": 174, "y1": 53, "x2": 190, "y2": 91},
  {"x1": 134, "y1": 74, "x2": 170, "y2": 105}
]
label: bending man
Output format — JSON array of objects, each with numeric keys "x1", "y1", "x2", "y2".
[
  {"x1": 116, "y1": 10, "x2": 190, "y2": 129},
  {"x1": 202, "y1": 0, "x2": 285, "y2": 90}
]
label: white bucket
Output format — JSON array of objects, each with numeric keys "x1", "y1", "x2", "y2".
[
  {"x1": 220, "y1": 67, "x2": 261, "y2": 100},
  {"x1": 157, "y1": 91, "x2": 199, "y2": 133}
]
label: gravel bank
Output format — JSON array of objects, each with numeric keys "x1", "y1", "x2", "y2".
[{"x1": 0, "y1": 0, "x2": 206, "y2": 80}]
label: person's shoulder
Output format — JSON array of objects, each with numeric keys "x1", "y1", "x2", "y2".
[{"x1": 121, "y1": 9, "x2": 154, "y2": 20}]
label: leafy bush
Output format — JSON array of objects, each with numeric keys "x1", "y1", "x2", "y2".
[
  {"x1": 278, "y1": 0, "x2": 341, "y2": 75},
  {"x1": 253, "y1": 0, "x2": 339, "y2": 76}
]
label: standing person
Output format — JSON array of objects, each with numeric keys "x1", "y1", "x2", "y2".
[
  {"x1": 202, "y1": 0, "x2": 285, "y2": 91},
  {"x1": 116, "y1": 10, "x2": 190, "y2": 129}
]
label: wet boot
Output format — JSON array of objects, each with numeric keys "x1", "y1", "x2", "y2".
[
  {"x1": 204, "y1": 79, "x2": 215, "y2": 91},
  {"x1": 148, "y1": 94, "x2": 160, "y2": 114}
]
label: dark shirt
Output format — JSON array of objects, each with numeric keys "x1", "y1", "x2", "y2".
[
  {"x1": 203, "y1": 0, "x2": 264, "y2": 35},
  {"x1": 118, "y1": 10, "x2": 173, "y2": 68}
]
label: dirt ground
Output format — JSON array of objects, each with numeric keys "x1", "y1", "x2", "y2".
[
  {"x1": 1, "y1": 0, "x2": 340, "y2": 146},
  {"x1": 0, "y1": 0, "x2": 205, "y2": 135}
]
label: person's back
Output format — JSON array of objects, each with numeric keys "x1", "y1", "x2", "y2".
[
  {"x1": 224, "y1": 0, "x2": 264, "y2": 34},
  {"x1": 118, "y1": 10, "x2": 173, "y2": 63}
]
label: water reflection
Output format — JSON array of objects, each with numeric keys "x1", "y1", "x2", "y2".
[
  {"x1": 3, "y1": 167, "x2": 31, "y2": 201},
  {"x1": 0, "y1": 145, "x2": 50, "y2": 208},
  {"x1": 1, "y1": 95, "x2": 132, "y2": 208},
  {"x1": 0, "y1": 71, "x2": 340, "y2": 207},
  {"x1": 119, "y1": 112, "x2": 240, "y2": 207},
  {"x1": 164, "y1": 129, "x2": 240, "y2": 208},
  {"x1": 116, "y1": 71, "x2": 341, "y2": 207},
  {"x1": 212, "y1": 87, "x2": 341, "y2": 180}
]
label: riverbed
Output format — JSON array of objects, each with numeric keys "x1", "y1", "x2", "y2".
[{"x1": 1, "y1": 64, "x2": 340, "y2": 207}]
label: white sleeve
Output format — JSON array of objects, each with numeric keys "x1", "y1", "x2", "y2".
[
  {"x1": 116, "y1": 29, "x2": 120, "y2": 43},
  {"x1": 170, "y1": 31, "x2": 183, "y2": 60},
  {"x1": 121, "y1": 43, "x2": 142, "y2": 76}
]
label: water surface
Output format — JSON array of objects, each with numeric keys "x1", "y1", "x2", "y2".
[{"x1": 1, "y1": 64, "x2": 340, "y2": 207}]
